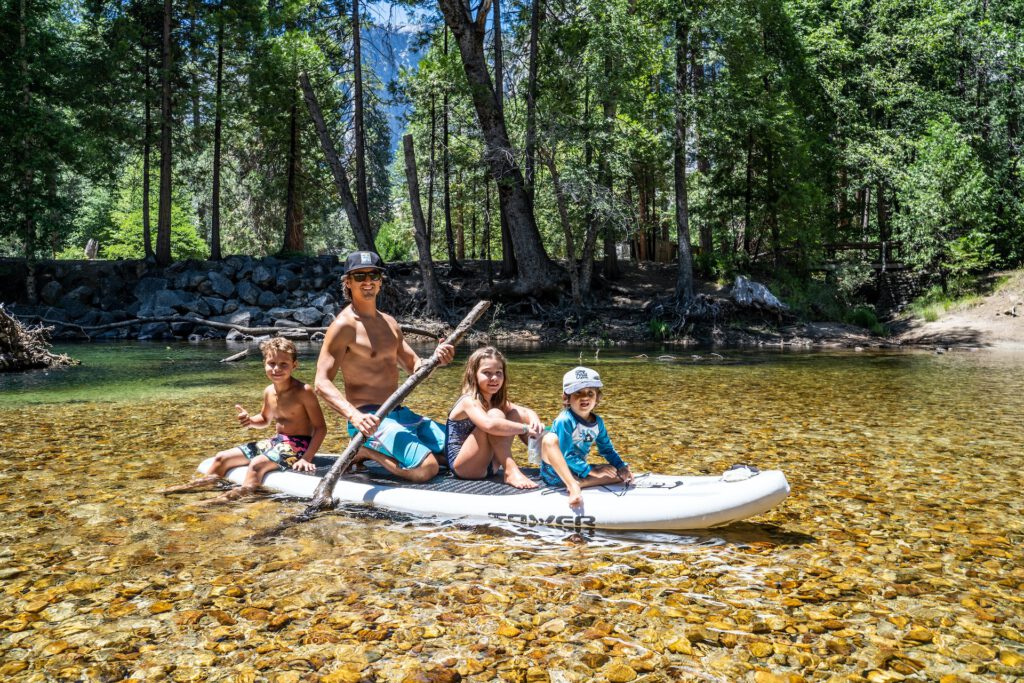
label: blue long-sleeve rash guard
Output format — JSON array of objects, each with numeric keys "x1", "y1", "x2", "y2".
[{"x1": 545, "y1": 408, "x2": 626, "y2": 482}]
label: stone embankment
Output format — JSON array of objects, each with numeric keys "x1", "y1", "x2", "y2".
[{"x1": 2, "y1": 256, "x2": 348, "y2": 341}]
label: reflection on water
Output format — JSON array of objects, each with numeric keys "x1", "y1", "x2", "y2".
[{"x1": 1, "y1": 344, "x2": 1023, "y2": 681}]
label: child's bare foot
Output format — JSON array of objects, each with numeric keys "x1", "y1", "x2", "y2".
[
  {"x1": 159, "y1": 474, "x2": 220, "y2": 494},
  {"x1": 192, "y1": 485, "x2": 258, "y2": 506},
  {"x1": 504, "y1": 467, "x2": 538, "y2": 489}
]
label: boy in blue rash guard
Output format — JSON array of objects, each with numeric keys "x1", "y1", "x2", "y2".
[{"x1": 539, "y1": 366, "x2": 633, "y2": 508}]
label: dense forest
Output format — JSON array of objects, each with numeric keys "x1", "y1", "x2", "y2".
[{"x1": 1, "y1": 0, "x2": 1021, "y2": 309}]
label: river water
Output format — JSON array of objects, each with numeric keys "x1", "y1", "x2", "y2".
[{"x1": 0, "y1": 343, "x2": 1021, "y2": 682}]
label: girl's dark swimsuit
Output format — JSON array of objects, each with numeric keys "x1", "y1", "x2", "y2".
[{"x1": 444, "y1": 396, "x2": 493, "y2": 477}]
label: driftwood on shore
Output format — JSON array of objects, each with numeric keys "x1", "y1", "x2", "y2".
[
  {"x1": 12, "y1": 313, "x2": 442, "y2": 342},
  {"x1": 0, "y1": 305, "x2": 79, "y2": 372}
]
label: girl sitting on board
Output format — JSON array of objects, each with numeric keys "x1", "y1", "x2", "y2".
[
  {"x1": 445, "y1": 346, "x2": 543, "y2": 489},
  {"x1": 539, "y1": 366, "x2": 633, "y2": 509}
]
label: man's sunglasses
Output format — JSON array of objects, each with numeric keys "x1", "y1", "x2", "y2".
[{"x1": 349, "y1": 271, "x2": 383, "y2": 282}]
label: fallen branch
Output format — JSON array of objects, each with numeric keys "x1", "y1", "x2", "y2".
[
  {"x1": 0, "y1": 305, "x2": 79, "y2": 372},
  {"x1": 220, "y1": 349, "x2": 249, "y2": 363},
  {"x1": 304, "y1": 300, "x2": 492, "y2": 516},
  {"x1": 11, "y1": 313, "x2": 441, "y2": 341}
]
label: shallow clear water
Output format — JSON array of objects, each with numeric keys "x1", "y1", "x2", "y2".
[{"x1": 1, "y1": 343, "x2": 1022, "y2": 682}]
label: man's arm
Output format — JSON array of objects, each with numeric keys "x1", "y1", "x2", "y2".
[
  {"x1": 314, "y1": 320, "x2": 355, "y2": 420},
  {"x1": 394, "y1": 321, "x2": 454, "y2": 373}
]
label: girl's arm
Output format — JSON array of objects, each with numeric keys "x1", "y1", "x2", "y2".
[
  {"x1": 507, "y1": 402, "x2": 544, "y2": 436},
  {"x1": 462, "y1": 397, "x2": 531, "y2": 436}
]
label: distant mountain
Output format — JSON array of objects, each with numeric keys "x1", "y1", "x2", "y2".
[{"x1": 365, "y1": 24, "x2": 425, "y2": 151}]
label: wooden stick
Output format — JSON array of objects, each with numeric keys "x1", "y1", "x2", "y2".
[
  {"x1": 305, "y1": 300, "x2": 491, "y2": 513},
  {"x1": 10, "y1": 313, "x2": 441, "y2": 341}
]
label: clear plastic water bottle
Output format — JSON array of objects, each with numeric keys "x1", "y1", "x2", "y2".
[{"x1": 527, "y1": 435, "x2": 541, "y2": 465}]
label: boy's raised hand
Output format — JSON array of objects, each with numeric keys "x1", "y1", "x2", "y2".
[{"x1": 235, "y1": 404, "x2": 252, "y2": 427}]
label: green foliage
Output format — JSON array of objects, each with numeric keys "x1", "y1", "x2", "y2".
[
  {"x1": 843, "y1": 306, "x2": 885, "y2": 335},
  {"x1": 648, "y1": 317, "x2": 670, "y2": 340},
  {"x1": 1, "y1": 0, "x2": 1020, "y2": 306},
  {"x1": 373, "y1": 221, "x2": 414, "y2": 263},
  {"x1": 893, "y1": 116, "x2": 997, "y2": 280},
  {"x1": 906, "y1": 284, "x2": 985, "y2": 323},
  {"x1": 103, "y1": 203, "x2": 207, "y2": 261}
]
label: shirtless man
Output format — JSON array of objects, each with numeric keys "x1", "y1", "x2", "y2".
[{"x1": 314, "y1": 251, "x2": 455, "y2": 482}]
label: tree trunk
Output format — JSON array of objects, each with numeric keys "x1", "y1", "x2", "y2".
[
  {"x1": 442, "y1": 28, "x2": 461, "y2": 272},
  {"x1": 156, "y1": 0, "x2": 173, "y2": 266},
  {"x1": 543, "y1": 150, "x2": 582, "y2": 309},
  {"x1": 352, "y1": 0, "x2": 371, "y2": 235},
  {"x1": 283, "y1": 100, "x2": 305, "y2": 253},
  {"x1": 403, "y1": 135, "x2": 447, "y2": 318},
  {"x1": 143, "y1": 47, "x2": 154, "y2": 258},
  {"x1": 427, "y1": 94, "x2": 436, "y2": 241},
  {"x1": 492, "y1": 0, "x2": 516, "y2": 278},
  {"x1": 438, "y1": 0, "x2": 561, "y2": 295},
  {"x1": 484, "y1": 179, "x2": 493, "y2": 286},
  {"x1": 210, "y1": 11, "x2": 224, "y2": 260},
  {"x1": 691, "y1": 31, "x2": 712, "y2": 263},
  {"x1": 19, "y1": 0, "x2": 34, "y2": 258},
  {"x1": 743, "y1": 128, "x2": 754, "y2": 259},
  {"x1": 673, "y1": 13, "x2": 694, "y2": 302},
  {"x1": 524, "y1": 0, "x2": 541, "y2": 202},
  {"x1": 299, "y1": 71, "x2": 375, "y2": 252},
  {"x1": 600, "y1": 55, "x2": 619, "y2": 279}
]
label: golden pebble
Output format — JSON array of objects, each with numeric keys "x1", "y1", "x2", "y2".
[
  {"x1": 0, "y1": 661, "x2": 29, "y2": 676},
  {"x1": 603, "y1": 662, "x2": 637, "y2": 682},
  {"x1": 208, "y1": 609, "x2": 237, "y2": 626},
  {"x1": 40, "y1": 640, "x2": 71, "y2": 656},
  {"x1": 240, "y1": 608, "x2": 272, "y2": 622},
  {"x1": 267, "y1": 614, "x2": 293, "y2": 631},
  {"x1": 581, "y1": 652, "x2": 610, "y2": 669},
  {"x1": 320, "y1": 668, "x2": 363, "y2": 683},
  {"x1": 998, "y1": 650, "x2": 1024, "y2": 666},
  {"x1": 540, "y1": 618, "x2": 566, "y2": 634},
  {"x1": 864, "y1": 670, "x2": 905, "y2": 683},
  {"x1": 230, "y1": 669, "x2": 259, "y2": 683},
  {"x1": 752, "y1": 672, "x2": 793, "y2": 683},
  {"x1": 497, "y1": 624, "x2": 521, "y2": 638},
  {"x1": 748, "y1": 641, "x2": 774, "y2": 658},
  {"x1": 903, "y1": 627, "x2": 933, "y2": 643},
  {"x1": 23, "y1": 599, "x2": 50, "y2": 613},
  {"x1": 666, "y1": 638, "x2": 693, "y2": 655},
  {"x1": 148, "y1": 601, "x2": 173, "y2": 615},
  {"x1": 525, "y1": 666, "x2": 549, "y2": 682},
  {"x1": 954, "y1": 642, "x2": 995, "y2": 662}
]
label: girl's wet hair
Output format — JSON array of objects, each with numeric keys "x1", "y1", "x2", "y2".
[
  {"x1": 259, "y1": 337, "x2": 298, "y2": 361},
  {"x1": 461, "y1": 346, "x2": 508, "y2": 410}
]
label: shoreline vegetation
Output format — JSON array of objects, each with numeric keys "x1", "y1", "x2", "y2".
[{"x1": 4, "y1": 258, "x2": 1022, "y2": 373}]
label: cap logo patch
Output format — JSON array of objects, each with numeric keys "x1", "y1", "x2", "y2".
[
  {"x1": 576, "y1": 370, "x2": 588, "y2": 379},
  {"x1": 360, "y1": 253, "x2": 372, "y2": 264}
]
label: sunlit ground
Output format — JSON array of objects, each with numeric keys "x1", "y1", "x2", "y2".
[{"x1": 1, "y1": 344, "x2": 1022, "y2": 682}]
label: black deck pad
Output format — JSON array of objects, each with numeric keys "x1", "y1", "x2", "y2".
[{"x1": 305, "y1": 456, "x2": 543, "y2": 496}]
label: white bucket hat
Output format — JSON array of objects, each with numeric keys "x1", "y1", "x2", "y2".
[{"x1": 563, "y1": 366, "x2": 603, "y2": 395}]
